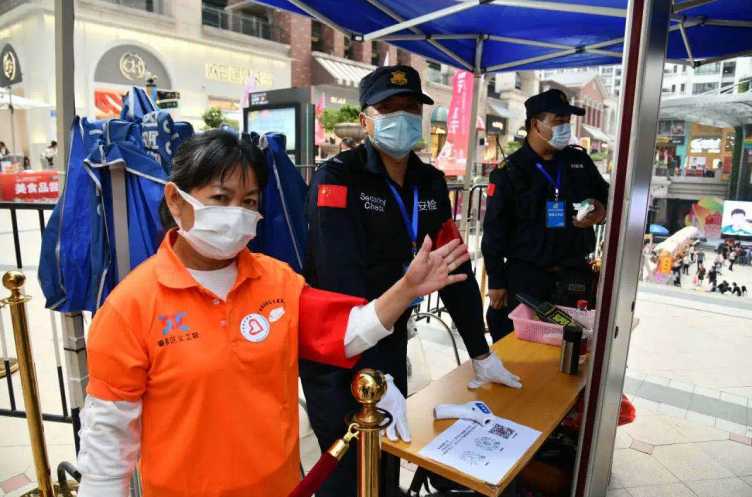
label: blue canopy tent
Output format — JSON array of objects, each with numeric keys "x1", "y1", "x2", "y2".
[{"x1": 227, "y1": 1, "x2": 752, "y2": 495}]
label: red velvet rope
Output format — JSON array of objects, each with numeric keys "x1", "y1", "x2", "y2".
[{"x1": 287, "y1": 452, "x2": 339, "y2": 497}]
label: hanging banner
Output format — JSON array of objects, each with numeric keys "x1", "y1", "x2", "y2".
[
  {"x1": 315, "y1": 92, "x2": 326, "y2": 146},
  {"x1": 436, "y1": 71, "x2": 474, "y2": 177}
]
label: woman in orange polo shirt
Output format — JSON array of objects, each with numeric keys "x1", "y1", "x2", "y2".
[{"x1": 76, "y1": 130, "x2": 470, "y2": 497}]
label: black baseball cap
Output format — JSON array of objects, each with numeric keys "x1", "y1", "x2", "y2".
[
  {"x1": 525, "y1": 89, "x2": 585, "y2": 117},
  {"x1": 359, "y1": 65, "x2": 434, "y2": 109}
]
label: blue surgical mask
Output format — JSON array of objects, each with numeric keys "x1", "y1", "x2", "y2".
[
  {"x1": 539, "y1": 121, "x2": 572, "y2": 151},
  {"x1": 368, "y1": 111, "x2": 422, "y2": 159}
]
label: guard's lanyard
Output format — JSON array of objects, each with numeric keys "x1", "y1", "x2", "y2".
[
  {"x1": 536, "y1": 162, "x2": 562, "y2": 201},
  {"x1": 386, "y1": 181, "x2": 419, "y2": 257}
]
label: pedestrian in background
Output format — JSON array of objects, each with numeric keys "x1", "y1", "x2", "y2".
[
  {"x1": 708, "y1": 266, "x2": 718, "y2": 290},
  {"x1": 713, "y1": 253, "x2": 724, "y2": 275},
  {"x1": 672, "y1": 257, "x2": 682, "y2": 287},
  {"x1": 696, "y1": 249, "x2": 705, "y2": 270},
  {"x1": 697, "y1": 263, "x2": 706, "y2": 287},
  {"x1": 682, "y1": 252, "x2": 690, "y2": 275},
  {"x1": 728, "y1": 249, "x2": 736, "y2": 271}
]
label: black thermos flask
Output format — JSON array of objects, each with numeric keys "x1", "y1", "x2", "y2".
[{"x1": 560, "y1": 325, "x2": 583, "y2": 375}]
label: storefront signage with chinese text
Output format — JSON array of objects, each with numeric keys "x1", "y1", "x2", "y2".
[
  {"x1": 205, "y1": 63, "x2": 273, "y2": 88},
  {"x1": 0, "y1": 44, "x2": 22, "y2": 86}
]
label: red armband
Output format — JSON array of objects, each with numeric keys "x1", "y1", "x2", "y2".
[{"x1": 298, "y1": 286, "x2": 365, "y2": 368}]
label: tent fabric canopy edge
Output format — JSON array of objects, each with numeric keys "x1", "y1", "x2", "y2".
[{"x1": 245, "y1": 0, "x2": 752, "y2": 74}]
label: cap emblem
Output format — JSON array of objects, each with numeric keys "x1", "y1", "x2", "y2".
[{"x1": 390, "y1": 70, "x2": 408, "y2": 86}]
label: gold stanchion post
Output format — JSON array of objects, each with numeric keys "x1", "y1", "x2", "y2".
[
  {"x1": 2, "y1": 271, "x2": 54, "y2": 497},
  {"x1": 350, "y1": 369, "x2": 387, "y2": 497}
]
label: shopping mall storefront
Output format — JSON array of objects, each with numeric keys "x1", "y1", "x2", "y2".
[{"x1": 0, "y1": 5, "x2": 291, "y2": 164}]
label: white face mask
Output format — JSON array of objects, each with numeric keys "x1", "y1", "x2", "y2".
[{"x1": 173, "y1": 186, "x2": 263, "y2": 260}]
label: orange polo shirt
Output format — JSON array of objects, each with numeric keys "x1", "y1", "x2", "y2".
[{"x1": 86, "y1": 232, "x2": 363, "y2": 497}]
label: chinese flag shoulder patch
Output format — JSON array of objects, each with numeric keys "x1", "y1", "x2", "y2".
[
  {"x1": 317, "y1": 184, "x2": 348, "y2": 208},
  {"x1": 487, "y1": 183, "x2": 497, "y2": 197}
]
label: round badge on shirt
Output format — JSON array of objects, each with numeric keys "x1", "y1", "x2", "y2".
[{"x1": 240, "y1": 313, "x2": 271, "y2": 343}]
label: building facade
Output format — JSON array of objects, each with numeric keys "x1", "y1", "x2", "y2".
[
  {"x1": 661, "y1": 58, "x2": 752, "y2": 97},
  {"x1": 540, "y1": 72, "x2": 615, "y2": 156},
  {"x1": 0, "y1": 0, "x2": 292, "y2": 164}
]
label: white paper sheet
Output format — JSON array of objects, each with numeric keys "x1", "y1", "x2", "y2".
[{"x1": 418, "y1": 417, "x2": 541, "y2": 484}]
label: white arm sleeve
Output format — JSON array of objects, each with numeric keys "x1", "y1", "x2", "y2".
[
  {"x1": 344, "y1": 300, "x2": 393, "y2": 357},
  {"x1": 76, "y1": 395, "x2": 142, "y2": 497}
]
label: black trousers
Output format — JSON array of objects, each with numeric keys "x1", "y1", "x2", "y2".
[
  {"x1": 486, "y1": 260, "x2": 595, "y2": 343},
  {"x1": 300, "y1": 322, "x2": 409, "y2": 497}
]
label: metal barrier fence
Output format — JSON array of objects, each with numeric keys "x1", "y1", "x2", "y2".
[
  {"x1": 0, "y1": 201, "x2": 80, "y2": 453},
  {"x1": 1, "y1": 201, "x2": 56, "y2": 269}
]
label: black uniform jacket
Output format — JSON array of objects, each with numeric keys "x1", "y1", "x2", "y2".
[
  {"x1": 302, "y1": 138, "x2": 489, "y2": 380},
  {"x1": 482, "y1": 141, "x2": 609, "y2": 289}
]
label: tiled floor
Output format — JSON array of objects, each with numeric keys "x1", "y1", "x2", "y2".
[{"x1": 2, "y1": 212, "x2": 752, "y2": 496}]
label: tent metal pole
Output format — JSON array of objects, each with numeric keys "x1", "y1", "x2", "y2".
[
  {"x1": 672, "y1": 0, "x2": 718, "y2": 13},
  {"x1": 573, "y1": 0, "x2": 672, "y2": 496},
  {"x1": 379, "y1": 34, "x2": 477, "y2": 42},
  {"x1": 702, "y1": 19, "x2": 752, "y2": 28},
  {"x1": 486, "y1": 48, "x2": 576, "y2": 72},
  {"x1": 363, "y1": 1, "x2": 483, "y2": 41},
  {"x1": 362, "y1": 0, "x2": 474, "y2": 71},
  {"x1": 678, "y1": 21, "x2": 695, "y2": 66},
  {"x1": 584, "y1": 49, "x2": 623, "y2": 58},
  {"x1": 489, "y1": 0, "x2": 627, "y2": 16},
  {"x1": 487, "y1": 35, "x2": 571, "y2": 49},
  {"x1": 460, "y1": 38, "x2": 484, "y2": 241},
  {"x1": 55, "y1": 0, "x2": 75, "y2": 175},
  {"x1": 54, "y1": 0, "x2": 89, "y2": 460}
]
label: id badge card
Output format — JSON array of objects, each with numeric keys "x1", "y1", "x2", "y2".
[{"x1": 546, "y1": 201, "x2": 566, "y2": 229}]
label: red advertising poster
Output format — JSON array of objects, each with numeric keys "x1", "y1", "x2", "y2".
[
  {"x1": 95, "y1": 89, "x2": 124, "y2": 119},
  {"x1": 0, "y1": 171, "x2": 60, "y2": 202},
  {"x1": 436, "y1": 71, "x2": 474, "y2": 177}
]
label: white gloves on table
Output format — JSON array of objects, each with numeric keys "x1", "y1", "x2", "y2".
[
  {"x1": 434, "y1": 401, "x2": 495, "y2": 426},
  {"x1": 377, "y1": 374, "x2": 411, "y2": 443},
  {"x1": 468, "y1": 353, "x2": 522, "y2": 390}
]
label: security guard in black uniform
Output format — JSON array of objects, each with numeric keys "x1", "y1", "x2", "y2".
[
  {"x1": 302, "y1": 65, "x2": 522, "y2": 497},
  {"x1": 482, "y1": 89, "x2": 609, "y2": 342}
]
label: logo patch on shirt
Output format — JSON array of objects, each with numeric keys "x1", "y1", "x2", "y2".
[
  {"x1": 571, "y1": 163, "x2": 585, "y2": 169},
  {"x1": 156, "y1": 312, "x2": 200, "y2": 347},
  {"x1": 240, "y1": 313, "x2": 271, "y2": 343},
  {"x1": 268, "y1": 307, "x2": 285, "y2": 323},
  {"x1": 159, "y1": 312, "x2": 190, "y2": 335},
  {"x1": 418, "y1": 199, "x2": 439, "y2": 212},
  {"x1": 360, "y1": 193, "x2": 386, "y2": 212},
  {"x1": 318, "y1": 184, "x2": 348, "y2": 208}
]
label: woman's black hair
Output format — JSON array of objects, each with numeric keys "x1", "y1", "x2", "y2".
[{"x1": 159, "y1": 129, "x2": 268, "y2": 229}]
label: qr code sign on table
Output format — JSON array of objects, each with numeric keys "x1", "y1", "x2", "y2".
[{"x1": 490, "y1": 423, "x2": 517, "y2": 439}]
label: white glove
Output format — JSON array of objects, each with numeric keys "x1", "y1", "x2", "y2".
[
  {"x1": 468, "y1": 353, "x2": 522, "y2": 390},
  {"x1": 574, "y1": 200, "x2": 595, "y2": 222},
  {"x1": 434, "y1": 401, "x2": 495, "y2": 426},
  {"x1": 377, "y1": 374, "x2": 411, "y2": 443}
]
